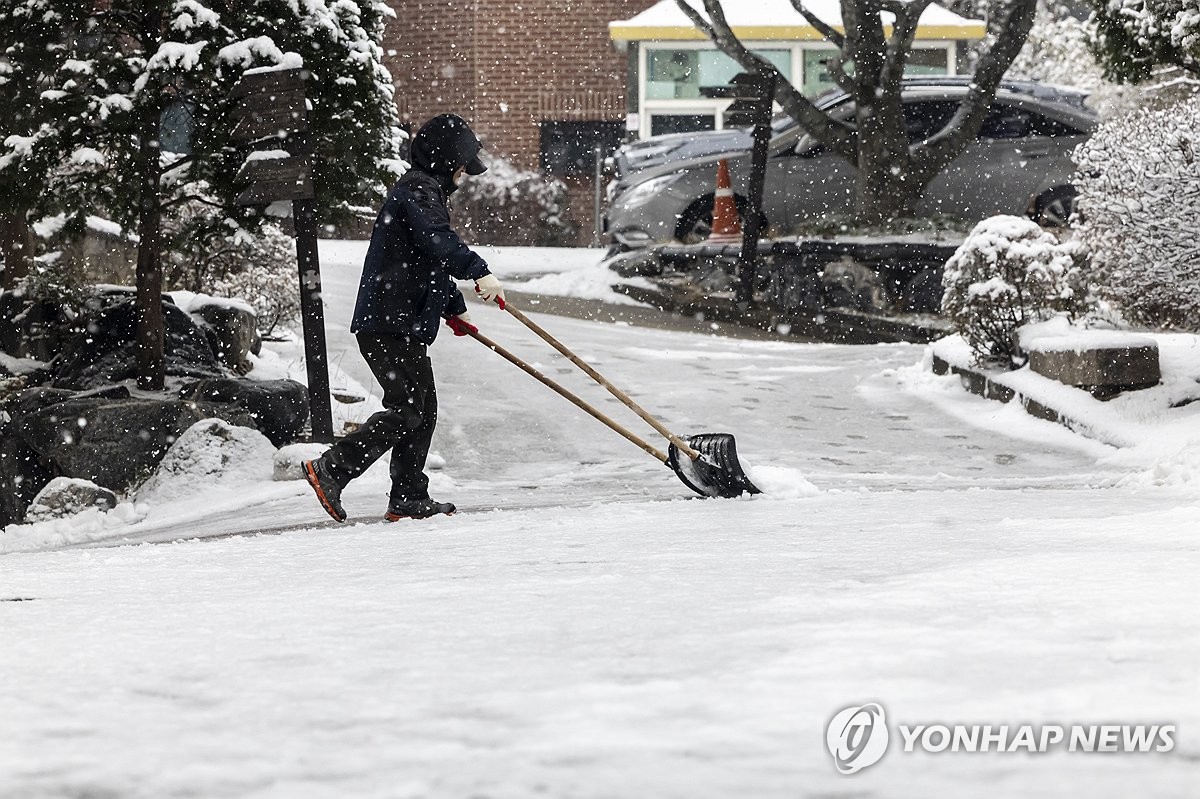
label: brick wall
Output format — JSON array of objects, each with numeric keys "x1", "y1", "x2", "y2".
[{"x1": 385, "y1": 1, "x2": 653, "y2": 170}]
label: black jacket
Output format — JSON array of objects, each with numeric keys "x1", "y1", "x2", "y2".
[{"x1": 351, "y1": 169, "x2": 490, "y2": 344}]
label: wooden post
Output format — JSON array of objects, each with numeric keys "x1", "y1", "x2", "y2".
[
  {"x1": 732, "y1": 71, "x2": 776, "y2": 310},
  {"x1": 229, "y1": 68, "x2": 334, "y2": 442},
  {"x1": 289, "y1": 136, "x2": 334, "y2": 443}
]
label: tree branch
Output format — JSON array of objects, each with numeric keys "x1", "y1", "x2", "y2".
[
  {"x1": 881, "y1": 0, "x2": 933, "y2": 90},
  {"x1": 915, "y1": 0, "x2": 1038, "y2": 174},
  {"x1": 161, "y1": 155, "x2": 195, "y2": 175},
  {"x1": 789, "y1": 1, "x2": 845, "y2": 48},
  {"x1": 159, "y1": 193, "x2": 225, "y2": 211},
  {"x1": 673, "y1": 0, "x2": 857, "y2": 160},
  {"x1": 841, "y1": 0, "x2": 888, "y2": 90}
]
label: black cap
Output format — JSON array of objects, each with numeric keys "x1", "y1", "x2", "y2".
[{"x1": 411, "y1": 113, "x2": 487, "y2": 176}]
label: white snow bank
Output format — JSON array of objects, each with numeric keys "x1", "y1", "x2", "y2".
[
  {"x1": 915, "y1": 333, "x2": 1200, "y2": 485},
  {"x1": 518, "y1": 260, "x2": 653, "y2": 306},
  {"x1": 0, "y1": 502, "x2": 146, "y2": 554},
  {"x1": 274, "y1": 442, "x2": 329, "y2": 481}
]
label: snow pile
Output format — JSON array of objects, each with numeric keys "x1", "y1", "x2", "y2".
[
  {"x1": 136, "y1": 419, "x2": 277, "y2": 506},
  {"x1": 0, "y1": 352, "x2": 46, "y2": 376},
  {"x1": 742, "y1": 464, "x2": 820, "y2": 499},
  {"x1": 0, "y1": 502, "x2": 146, "y2": 554},
  {"x1": 941, "y1": 216, "x2": 1089, "y2": 366},
  {"x1": 1017, "y1": 316, "x2": 1157, "y2": 353},
  {"x1": 520, "y1": 260, "x2": 654, "y2": 306},
  {"x1": 1074, "y1": 93, "x2": 1200, "y2": 332},
  {"x1": 167, "y1": 290, "x2": 256, "y2": 316}
]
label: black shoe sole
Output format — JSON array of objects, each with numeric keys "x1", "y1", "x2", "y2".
[{"x1": 383, "y1": 509, "x2": 456, "y2": 522}]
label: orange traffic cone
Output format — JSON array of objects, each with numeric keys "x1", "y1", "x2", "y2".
[{"x1": 706, "y1": 158, "x2": 742, "y2": 244}]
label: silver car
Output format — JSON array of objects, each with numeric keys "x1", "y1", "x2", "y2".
[{"x1": 604, "y1": 78, "x2": 1097, "y2": 248}]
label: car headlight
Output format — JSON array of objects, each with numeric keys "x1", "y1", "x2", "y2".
[{"x1": 617, "y1": 173, "x2": 684, "y2": 209}]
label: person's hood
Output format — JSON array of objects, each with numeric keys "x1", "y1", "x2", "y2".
[{"x1": 410, "y1": 114, "x2": 487, "y2": 179}]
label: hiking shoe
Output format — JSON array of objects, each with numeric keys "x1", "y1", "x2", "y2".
[
  {"x1": 384, "y1": 498, "x2": 456, "y2": 521},
  {"x1": 303, "y1": 459, "x2": 347, "y2": 523}
]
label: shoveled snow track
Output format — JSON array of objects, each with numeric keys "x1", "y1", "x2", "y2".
[{"x1": 3, "y1": 242, "x2": 1197, "y2": 798}]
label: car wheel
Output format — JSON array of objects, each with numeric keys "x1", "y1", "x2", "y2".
[
  {"x1": 675, "y1": 195, "x2": 768, "y2": 245},
  {"x1": 1031, "y1": 186, "x2": 1077, "y2": 228}
]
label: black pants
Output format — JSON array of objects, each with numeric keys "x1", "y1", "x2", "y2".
[{"x1": 321, "y1": 333, "x2": 437, "y2": 504}]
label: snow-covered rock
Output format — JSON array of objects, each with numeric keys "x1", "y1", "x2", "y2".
[
  {"x1": 137, "y1": 419, "x2": 276, "y2": 504},
  {"x1": 25, "y1": 477, "x2": 118, "y2": 523},
  {"x1": 273, "y1": 442, "x2": 329, "y2": 481}
]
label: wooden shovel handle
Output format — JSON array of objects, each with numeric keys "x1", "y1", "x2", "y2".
[
  {"x1": 467, "y1": 328, "x2": 669, "y2": 463},
  {"x1": 503, "y1": 303, "x2": 702, "y2": 461}
]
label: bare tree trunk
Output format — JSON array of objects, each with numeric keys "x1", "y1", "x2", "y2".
[
  {"x1": 132, "y1": 5, "x2": 166, "y2": 390},
  {"x1": 854, "y1": 130, "x2": 924, "y2": 222},
  {"x1": 135, "y1": 108, "x2": 165, "y2": 391},
  {"x1": 0, "y1": 207, "x2": 34, "y2": 291}
]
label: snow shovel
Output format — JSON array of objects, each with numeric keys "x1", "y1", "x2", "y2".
[{"x1": 467, "y1": 309, "x2": 761, "y2": 498}]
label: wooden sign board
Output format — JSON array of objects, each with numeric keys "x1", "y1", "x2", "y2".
[
  {"x1": 230, "y1": 88, "x2": 308, "y2": 143},
  {"x1": 235, "y1": 156, "x2": 314, "y2": 205},
  {"x1": 723, "y1": 72, "x2": 776, "y2": 129},
  {"x1": 229, "y1": 68, "x2": 306, "y2": 100}
]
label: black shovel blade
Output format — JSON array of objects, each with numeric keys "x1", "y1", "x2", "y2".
[{"x1": 667, "y1": 433, "x2": 763, "y2": 498}]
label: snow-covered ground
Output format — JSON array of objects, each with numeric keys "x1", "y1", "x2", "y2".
[{"x1": 2, "y1": 243, "x2": 1197, "y2": 797}]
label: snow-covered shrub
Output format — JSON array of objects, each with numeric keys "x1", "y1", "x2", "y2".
[
  {"x1": 1073, "y1": 94, "x2": 1200, "y2": 331},
  {"x1": 1010, "y1": 4, "x2": 1106, "y2": 90},
  {"x1": 165, "y1": 211, "x2": 300, "y2": 338},
  {"x1": 941, "y1": 215, "x2": 1091, "y2": 366},
  {"x1": 202, "y1": 224, "x2": 300, "y2": 338},
  {"x1": 452, "y1": 152, "x2": 575, "y2": 246},
  {"x1": 17, "y1": 250, "x2": 86, "y2": 310}
]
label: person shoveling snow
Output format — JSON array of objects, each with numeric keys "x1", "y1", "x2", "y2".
[{"x1": 304, "y1": 113, "x2": 505, "y2": 523}]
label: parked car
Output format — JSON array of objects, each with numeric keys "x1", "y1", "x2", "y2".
[{"x1": 604, "y1": 77, "x2": 1097, "y2": 249}]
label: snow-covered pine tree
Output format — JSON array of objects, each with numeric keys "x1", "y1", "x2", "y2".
[
  {"x1": 0, "y1": 0, "x2": 93, "y2": 287},
  {"x1": 1087, "y1": 0, "x2": 1200, "y2": 82},
  {"x1": 2, "y1": 1, "x2": 406, "y2": 382}
]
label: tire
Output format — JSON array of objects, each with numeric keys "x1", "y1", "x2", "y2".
[
  {"x1": 674, "y1": 195, "x2": 769, "y2": 245},
  {"x1": 1031, "y1": 185, "x2": 1077, "y2": 228}
]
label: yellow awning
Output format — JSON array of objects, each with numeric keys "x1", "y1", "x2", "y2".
[{"x1": 610, "y1": 0, "x2": 987, "y2": 43}]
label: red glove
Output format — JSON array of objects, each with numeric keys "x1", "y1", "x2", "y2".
[{"x1": 446, "y1": 312, "x2": 478, "y2": 337}]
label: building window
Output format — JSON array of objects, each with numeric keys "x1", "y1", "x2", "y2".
[
  {"x1": 649, "y1": 112, "x2": 716, "y2": 136},
  {"x1": 645, "y1": 48, "x2": 791, "y2": 100},
  {"x1": 801, "y1": 46, "x2": 951, "y2": 97},
  {"x1": 539, "y1": 121, "x2": 625, "y2": 176}
]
